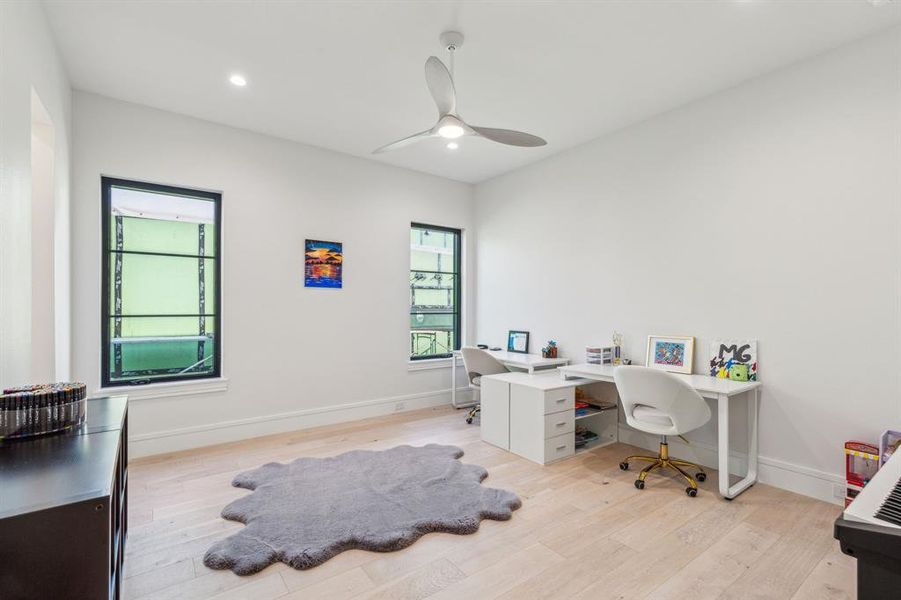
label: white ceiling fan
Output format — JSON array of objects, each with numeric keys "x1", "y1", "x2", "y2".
[{"x1": 373, "y1": 31, "x2": 547, "y2": 154}]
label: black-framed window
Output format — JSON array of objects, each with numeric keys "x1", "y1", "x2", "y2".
[
  {"x1": 410, "y1": 223, "x2": 461, "y2": 360},
  {"x1": 101, "y1": 177, "x2": 222, "y2": 386}
]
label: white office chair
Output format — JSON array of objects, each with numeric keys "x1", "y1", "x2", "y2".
[
  {"x1": 460, "y1": 347, "x2": 509, "y2": 424},
  {"x1": 613, "y1": 365, "x2": 712, "y2": 496}
]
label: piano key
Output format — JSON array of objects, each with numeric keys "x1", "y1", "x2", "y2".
[
  {"x1": 875, "y1": 513, "x2": 901, "y2": 526},
  {"x1": 877, "y1": 508, "x2": 901, "y2": 521},
  {"x1": 876, "y1": 505, "x2": 901, "y2": 519}
]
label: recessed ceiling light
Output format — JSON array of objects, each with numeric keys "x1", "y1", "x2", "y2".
[
  {"x1": 446, "y1": 142, "x2": 459, "y2": 150},
  {"x1": 229, "y1": 74, "x2": 247, "y2": 87}
]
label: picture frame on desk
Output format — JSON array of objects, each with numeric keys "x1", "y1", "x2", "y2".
[
  {"x1": 507, "y1": 330, "x2": 530, "y2": 354},
  {"x1": 646, "y1": 335, "x2": 694, "y2": 374}
]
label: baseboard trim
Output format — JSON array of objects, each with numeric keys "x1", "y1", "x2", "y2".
[
  {"x1": 616, "y1": 425, "x2": 844, "y2": 505},
  {"x1": 129, "y1": 386, "x2": 473, "y2": 458}
]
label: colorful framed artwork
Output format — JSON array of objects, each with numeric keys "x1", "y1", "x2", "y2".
[
  {"x1": 304, "y1": 240, "x2": 343, "y2": 288},
  {"x1": 646, "y1": 335, "x2": 695, "y2": 374},
  {"x1": 507, "y1": 330, "x2": 530, "y2": 354},
  {"x1": 709, "y1": 339, "x2": 758, "y2": 381}
]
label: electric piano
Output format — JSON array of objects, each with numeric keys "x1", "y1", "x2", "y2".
[{"x1": 835, "y1": 449, "x2": 901, "y2": 599}]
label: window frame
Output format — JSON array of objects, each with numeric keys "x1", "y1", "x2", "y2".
[
  {"x1": 100, "y1": 176, "x2": 223, "y2": 387},
  {"x1": 409, "y1": 222, "x2": 462, "y2": 361}
]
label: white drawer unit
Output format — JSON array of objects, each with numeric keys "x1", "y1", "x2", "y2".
[
  {"x1": 509, "y1": 379, "x2": 579, "y2": 464},
  {"x1": 479, "y1": 371, "x2": 618, "y2": 465}
]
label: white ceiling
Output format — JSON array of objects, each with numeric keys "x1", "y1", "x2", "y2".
[{"x1": 44, "y1": 1, "x2": 901, "y2": 183}]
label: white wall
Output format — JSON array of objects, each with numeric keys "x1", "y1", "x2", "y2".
[
  {"x1": 31, "y1": 93, "x2": 56, "y2": 381},
  {"x1": 475, "y1": 28, "x2": 901, "y2": 503},
  {"x1": 71, "y1": 92, "x2": 474, "y2": 456},
  {"x1": 0, "y1": 1, "x2": 72, "y2": 387}
]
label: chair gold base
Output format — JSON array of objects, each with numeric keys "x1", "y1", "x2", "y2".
[{"x1": 620, "y1": 441, "x2": 706, "y2": 496}]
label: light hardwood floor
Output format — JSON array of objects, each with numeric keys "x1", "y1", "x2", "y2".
[{"x1": 123, "y1": 405, "x2": 855, "y2": 600}]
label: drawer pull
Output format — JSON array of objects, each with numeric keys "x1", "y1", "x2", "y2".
[
  {"x1": 556, "y1": 445, "x2": 567, "y2": 451},
  {"x1": 555, "y1": 398, "x2": 566, "y2": 404},
  {"x1": 555, "y1": 422, "x2": 566, "y2": 427}
]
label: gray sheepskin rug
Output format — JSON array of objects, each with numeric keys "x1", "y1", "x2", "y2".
[{"x1": 203, "y1": 444, "x2": 521, "y2": 575}]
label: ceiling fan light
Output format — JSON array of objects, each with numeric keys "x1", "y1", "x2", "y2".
[
  {"x1": 438, "y1": 124, "x2": 464, "y2": 139},
  {"x1": 446, "y1": 142, "x2": 459, "y2": 150}
]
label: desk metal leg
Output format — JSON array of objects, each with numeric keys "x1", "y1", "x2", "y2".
[
  {"x1": 451, "y1": 353, "x2": 457, "y2": 408},
  {"x1": 451, "y1": 353, "x2": 477, "y2": 409},
  {"x1": 717, "y1": 390, "x2": 759, "y2": 499}
]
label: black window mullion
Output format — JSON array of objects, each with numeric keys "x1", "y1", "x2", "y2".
[
  {"x1": 111, "y1": 249, "x2": 217, "y2": 260},
  {"x1": 113, "y1": 214, "x2": 124, "y2": 377},
  {"x1": 197, "y1": 223, "x2": 206, "y2": 367},
  {"x1": 115, "y1": 314, "x2": 217, "y2": 318}
]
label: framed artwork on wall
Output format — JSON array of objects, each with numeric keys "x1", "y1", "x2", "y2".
[
  {"x1": 304, "y1": 240, "x2": 343, "y2": 288},
  {"x1": 507, "y1": 330, "x2": 530, "y2": 354},
  {"x1": 709, "y1": 339, "x2": 758, "y2": 381},
  {"x1": 646, "y1": 335, "x2": 695, "y2": 374}
]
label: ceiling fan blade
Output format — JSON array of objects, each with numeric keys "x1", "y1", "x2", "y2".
[
  {"x1": 424, "y1": 56, "x2": 456, "y2": 117},
  {"x1": 372, "y1": 130, "x2": 434, "y2": 154},
  {"x1": 471, "y1": 126, "x2": 546, "y2": 147}
]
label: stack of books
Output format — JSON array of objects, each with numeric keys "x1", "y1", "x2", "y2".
[{"x1": 574, "y1": 426, "x2": 599, "y2": 448}]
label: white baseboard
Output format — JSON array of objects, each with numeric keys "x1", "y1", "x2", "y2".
[
  {"x1": 129, "y1": 386, "x2": 473, "y2": 458},
  {"x1": 129, "y1": 393, "x2": 844, "y2": 506},
  {"x1": 617, "y1": 425, "x2": 845, "y2": 505}
]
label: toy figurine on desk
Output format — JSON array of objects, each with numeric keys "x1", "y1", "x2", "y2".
[
  {"x1": 612, "y1": 331, "x2": 624, "y2": 365},
  {"x1": 729, "y1": 363, "x2": 750, "y2": 382},
  {"x1": 541, "y1": 340, "x2": 558, "y2": 358}
]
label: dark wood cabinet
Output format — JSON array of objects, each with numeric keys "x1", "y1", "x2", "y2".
[{"x1": 0, "y1": 396, "x2": 128, "y2": 600}]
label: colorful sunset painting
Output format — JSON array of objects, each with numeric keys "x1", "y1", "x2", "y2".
[{"x1": 304, "y1": 240, "x2": 343, "y2": 288}]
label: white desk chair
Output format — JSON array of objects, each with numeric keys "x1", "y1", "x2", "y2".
[
  {"x1": 460, "y1": 347, "x2": 509, "y2": 424},
  {"x1": 613, "y1": 365, "x2": 712, "y2": 496}
]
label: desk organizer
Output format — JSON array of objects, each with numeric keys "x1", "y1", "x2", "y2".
[{"x1": 0, "y1": 382, "x2": 87, "y2": 440}]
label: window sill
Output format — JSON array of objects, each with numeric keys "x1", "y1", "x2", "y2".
[
  {"x1": 95, "y1": 377, "x2": 229, "y2": 401},
  {"x1": 408, "y1": 358, "x2": 462, "y2": 372}
]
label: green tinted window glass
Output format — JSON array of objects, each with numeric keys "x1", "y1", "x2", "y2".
[{"x1": 113, "y1": 254, "x2": 216, "y2": 315}]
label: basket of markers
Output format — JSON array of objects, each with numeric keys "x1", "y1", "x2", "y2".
[{"x1": 0, "y1": 382, "x2": 87, "y2": 440}]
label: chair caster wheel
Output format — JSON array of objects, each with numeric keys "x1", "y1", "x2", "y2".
[
  {"x1": 696, "y1": 472, "x2": 706, "y2": 482},
  {"x1": 465, "y1": 418, "x2": 473, "y2": 424},
  {"x1": 619, "y1": 462, "x2": 629, "y2": 471},
  {"x1": 686, "y1": 487, "x2": 698, "y2": 497},
  {"x1": 634, "y1": 480, "x2": 645, "y2": 490}
]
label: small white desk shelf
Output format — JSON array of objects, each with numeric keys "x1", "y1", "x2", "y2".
[{"x1": 480, "y1": 372, "x2": 618, "y2": 465}]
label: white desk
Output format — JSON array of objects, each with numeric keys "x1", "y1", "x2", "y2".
[
  {"x1": 451, "y1": 350, "x2": 570, "y2": 408},
  {"x1": 558, "y1": 363, "x2": 761, "y2": 500},
  {"x1": 480, "y1": 372, "x2": 616, "y2": 464}
]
